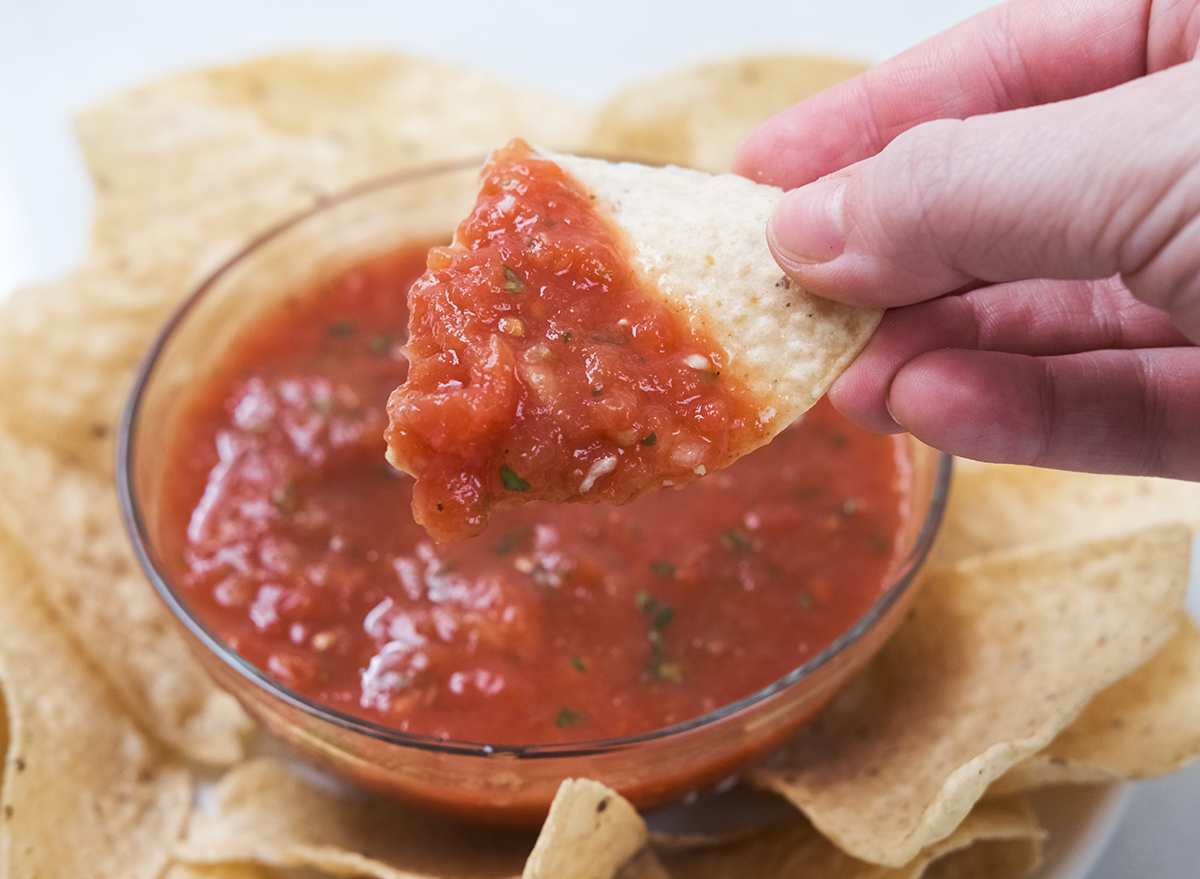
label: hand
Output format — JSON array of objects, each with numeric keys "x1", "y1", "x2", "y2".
[{"x1": 733, "y1": 0, "x2": 1200, "y2": 480}]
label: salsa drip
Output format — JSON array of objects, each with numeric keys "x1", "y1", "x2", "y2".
[
  {"x1": 161, "y1": 240, "x2": 911, "y2": 746},
  {"x1": 385, "y1": 140, "x2": 767, "y2": 543}
]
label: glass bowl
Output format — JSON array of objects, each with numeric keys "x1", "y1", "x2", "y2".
[{"x1": 117, "y1": 159, "x2": 953, "y2": 826}]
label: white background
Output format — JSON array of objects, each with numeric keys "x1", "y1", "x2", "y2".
[{"x1": 2, "y1": 3, "x2": 1198, "y2": 877}]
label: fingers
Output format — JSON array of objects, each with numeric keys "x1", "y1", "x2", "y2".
[
  {"x1": 828, "y1": 276, "x2": 1190, "y2": 434},
  {"x1": 832, "y1": 345, "x2": 1200, "y2": 480},
  {"x1": 764, "y1": 62, "x2": 1200, "y2": 342},
  {"x1": 732, "y1": 0, "x2": 1156, "y2": 188}
]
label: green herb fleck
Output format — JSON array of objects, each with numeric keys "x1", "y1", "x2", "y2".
[
  {"x1": 720, "y1": 527, "x2": 754, "y2": 554},
  {"x1": 310, "y1": 396, "x2": 333, "y2": 415},
  {"x1": 570, "y1": 655, "x2": 586, "y2": 673},
  {"x1": 492, "y1": 525, "x2": 534, "y2": 556},
  {"x1": 327, "y1": 319, "x2": 356, "y2": 338},
  {"x1": 502, "y1": 264, "x2": 524, "y2": 294},
  {"x1": 650, "y1": 560, "x2": 676, "y2": 578},
  {"x1": 590, "y1": 387, "x2": 604, "y2": 398},
  {"x1": 368, "y1": 334, "x2": 391, "y2": 356},
  {"x1": 561, "y1": 331, "x2": 573, "y2": 342},
  {"x1": 555, "y1": 707, "x2": 585, "y2": 728},
  {"x1": 640, "y1": 432, "x2": 657, "y2": 447},
  {"x1": 868, "y1": 534, "x2": 890, "y2": 555},
  {"x1": 796, "y1": 590, "x2": 815, "y2": 609},
  {"x1": 499, "y1": 465, "x2": 531, "y2": 492},
  {"x1": 635, "y1": 591, "x2": 675, "y2": 630}
]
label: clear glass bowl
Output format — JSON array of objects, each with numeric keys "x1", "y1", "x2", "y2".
[{"x1": 117, "y1": 159, "x2": 953, "y2": 826}]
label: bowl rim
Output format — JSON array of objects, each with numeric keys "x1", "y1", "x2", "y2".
[{"x1": 116, "y1": 159, "x2": 954, "y2": 760}]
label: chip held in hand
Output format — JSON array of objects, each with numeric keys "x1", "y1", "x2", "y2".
[{"x1": 385, "y1": 139, "x2": 881, "y2": 542}]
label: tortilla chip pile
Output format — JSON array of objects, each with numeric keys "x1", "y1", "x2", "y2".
[{"x1": 1, "y1": 50, "x2": 1199, "y2": 879}]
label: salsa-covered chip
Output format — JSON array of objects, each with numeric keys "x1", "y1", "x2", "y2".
[{"x1": 385, "y1": 140, "x2": 880, "y2": 541}]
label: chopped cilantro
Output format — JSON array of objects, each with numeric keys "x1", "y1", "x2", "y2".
[
  {"x1": 499, "y1": 465, "x2": 531, "y2": 492},
  {"x1": 650, "y1": 560, "x2": 676, "y2": 578},
  {"x1": 635, "y1": 591, "x2": 675, "y2": 630},
  {"x1": 310, "y1": 396, "x2": 333, "y2": 415},
  {"x1": 555, "y1": 707, "x2": 585, "y2": 728},
  {"x1": 492, "y1": 524, "x2": 534, "y2": 556},
  {"x1": 368, "y1": 334, "x2": 391, "y2": 355},
  {"x1": 720, "y1": 527, "x2": 754, "y2": 554},
  {"x1": 640, "y1": 432, "x2": 657, "y2": 447},
  {"x1": 502, "y1": 264, "x2": 524, "y2": 294},
  {"x1": 327, "y1": 319, "x2": 356, "y2": 338},
  {"x1": 590, "y1": 387, "x2": 604, "y2": 398},
  {"x1": 570, "y1": 655, "x2": 586, "y2": 673},
  {"x1": 561, "y1": 331, "x2": 573, "y2": 342}
]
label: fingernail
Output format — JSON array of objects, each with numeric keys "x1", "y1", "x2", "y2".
[{"x1": 769, "y1": 177, "x2": 847, "y2": 265}]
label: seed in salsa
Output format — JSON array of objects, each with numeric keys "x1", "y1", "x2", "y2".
[
  {"x1": 385, "y1": 140, "x2": 768, "y2": 543},
  {"x1": 160, "y1": 240, "x2": 911, "y2": 746}
]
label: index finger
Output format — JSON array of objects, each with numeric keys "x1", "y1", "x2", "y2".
[{"x1": 733, "y1": 0, "x2": 1155, "y2": 188}]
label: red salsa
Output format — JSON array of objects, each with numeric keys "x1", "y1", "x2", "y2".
[
  {"x1": 386, "y1": 140, "x2": 767, "y2": 543},
  {"x1": 161, "y1": 241, "x2": 911, "y2": 746}
]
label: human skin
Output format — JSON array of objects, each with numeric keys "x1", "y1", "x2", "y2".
[{"x1": 733, "y1": 0, "x2": 1200, "y2": 480}]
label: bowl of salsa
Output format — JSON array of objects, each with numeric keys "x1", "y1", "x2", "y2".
[{"x1": 117, "y1": 158, "x2": 952, "y2": 826}]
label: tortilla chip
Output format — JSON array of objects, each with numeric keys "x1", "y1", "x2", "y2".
[
  {"x1": 555, "y1": 150, "x2": 880, "y2": 425},
  {"x1": 0, "y1": 50, "x2": 589, "y2": 478},
  {"x1": 589, "y1": 54, "x2": 869, "y2": 172},
  {"x1": 653, "y1": 797, "x2": 1042, "y2": 879},
  {"x1": 930, "y1": 460, "x2": 1200, "y2": 568},
  {"x1": 0, "y1": 429, "x2": 252, "y2": 765},
  {"x1": 992, "y1": 612, "x2": 1200, "y2": 794},
  {"x1": 0, "y1": 523, "x2": 192, "y2": 879},
  {"x1": 749, "y1": 522, "x2": 1192, "y2": 867},
  {"x1": 524, "y1": 779, "x2": 649, "y2": 879},
  {"x1": 176, "y1": 758, "x2": 533, "y2": 878}
]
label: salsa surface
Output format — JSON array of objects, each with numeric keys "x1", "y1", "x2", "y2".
[
  {"x1": 386, "y1": 140, "x2": 766, "y2": 543},
  {"x1": 161, "y1": 241, "x2": 911, "y2": 746}
]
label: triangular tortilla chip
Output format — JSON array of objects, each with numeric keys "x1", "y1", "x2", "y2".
[
  {"x1": 0, "y1": 524, "x2": 192, "y2": 879},
  {"x1": 524, "y1": 779, "x2": 649, "y2": 879},
  {"x1": 749, "y1": 523, "x2": 1191, "y2": 866},
  {"x1": 176, "y1": 759, "x2": 532, "y2": 879},
  {"x1": 930, "y1": 460, "x2": 1200, "y2": 568},
  {"x1": 590, "y1": 53, "x2": 869, "y2": 173},
  {"x1": 386, "y1": 140, "x2": 879, "y2": 539},
  {"x1": 992, "y1": 612, "x2": 1200, "y2": 794},
  {"x1": 651, "y1": 797, "x2": 1042, "y2": 879}
]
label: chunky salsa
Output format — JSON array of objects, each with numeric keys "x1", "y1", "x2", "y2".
[
  {"x1": 385, "y1": 140, "x2": 767, "y2": 543},
  {"x1": 160, "y1": 240, "x2": 911, "y2": 746}
]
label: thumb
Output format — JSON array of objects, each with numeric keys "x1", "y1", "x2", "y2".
[{"x1": 768, "y1": 61, "x2": 1200, "y2": 344}]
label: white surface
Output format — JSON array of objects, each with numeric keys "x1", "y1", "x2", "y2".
[{"x1": 2, "y1": 2, "x2": 1198, "y2": 876}]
